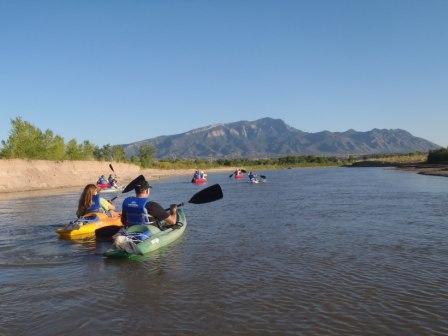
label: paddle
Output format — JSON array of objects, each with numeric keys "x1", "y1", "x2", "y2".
[
  {"x1": 122, "y1": 175, "x2": 149, "y2": 193},
  {"x1": 259, "y1": 175, "x2": 266, "y2": 180},
  {"x1": 108, "y1": 196, "x2": 118, "y2": 202},
  {"x1": 97, "y1": 180, "x2": 223, "y2": 239},
  {"x1": 229, "y1": 169, "x2": 247, "y2": 178}
]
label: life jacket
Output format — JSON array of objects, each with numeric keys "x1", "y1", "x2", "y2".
[
  {"x1": 86, "y1": 194, "x2": 102, "y2": 213},
  {"x1": 122, "y1": 197, "x2": 151, "y2": 226}
]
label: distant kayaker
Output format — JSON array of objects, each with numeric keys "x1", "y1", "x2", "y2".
[
  {"x1": 77, "y1": 184, "x2": 117, "y2": 218},
  {"x1": 193, "y1": 170, "x2": 200, "y2": 180},
  {"x1": 121, "y1": 179, "x2": 178, "y2": 227},
  {"x1": 97, "y1": 175, "x2": 107, "y2": 185},
  {"x1": 108, "y1": 174, "x2": 118, "y2": 188},
  {"x1": 248, "y1": 171, "x2": 257, "y2": 181}
]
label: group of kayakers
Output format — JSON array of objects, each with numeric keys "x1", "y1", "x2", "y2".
[
  {"x1": 78, "y1": 176, "x2": 178, "y2": 228},
  {"x1": 97, "y1": 174, "x2": 119, "y2": 189},
  {"x1": 76, "y1": 167, "x2": 263, "y2": 229}
]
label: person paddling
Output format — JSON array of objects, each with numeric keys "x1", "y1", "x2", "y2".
[
  {"x1": 121, "y1": 179, "x2": 178, "y2": 227},
  {"x1": 248, "y1": 171, "x2": 257, "y2": 182},
  {"x1": 108, "y1": 174, "x2": 119, "y2": 188},
  {"x1": 77, "y1": 184, "x2": 117, "y2": 218},
  {"x1": 193, "y1": 170, "x2": 200, "y2": 180},
  {"x1": 96, "y1": 175, "x2": 108, "y2": 186}
]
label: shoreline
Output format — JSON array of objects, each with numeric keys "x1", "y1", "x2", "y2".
[
  {"x1": 0, "y1": 159, "x2": 237, "y2": 200},
  {"x1": 348, "y1": 161, "x2": 448, "y2": 177}
]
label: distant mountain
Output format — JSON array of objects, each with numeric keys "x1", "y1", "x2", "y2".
[{"x1": 122, "y1": 118, "x2": 440, "y2": 158}]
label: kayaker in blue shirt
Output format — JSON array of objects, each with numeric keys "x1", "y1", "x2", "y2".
[
  {"x1": 248, "y1": 171, "x2": 257, "y2": 181},
  {"x1": 97, "y1": 175, "x2": 107, "y2": 185},
  {"x1": 121, "y1": 180, "x2": 178, "y2": 227},
  {"x1": 76, "y1": 184, "x2": 117, "y2": 217},
  {"x1": 108, "y1": 174, "x2": 119, "y2": 188},
  {"x1": 193, "y1": 170, "x2": 200, "y2": 180}
]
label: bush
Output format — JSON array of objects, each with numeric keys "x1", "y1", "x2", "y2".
[{"x1": 427, "y1": 148, "x2": 448, "y2": 164}]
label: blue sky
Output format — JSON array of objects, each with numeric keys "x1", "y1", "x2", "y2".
[{"x1": 1, "y1": 0, "x2": 447, "y2": 146}]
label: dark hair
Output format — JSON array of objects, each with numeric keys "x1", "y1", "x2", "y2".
[{"x1": 135, "y1": 180, "x2": 151, "y2": 194}]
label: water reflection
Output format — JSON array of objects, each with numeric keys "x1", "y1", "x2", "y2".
[{"x1": 0, "y1": 168, "x2": 447, "y2": 335}]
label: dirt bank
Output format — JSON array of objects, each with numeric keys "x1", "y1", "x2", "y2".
[{"x1": 0, "y1": 159, "x2": 235, "y2": 197}]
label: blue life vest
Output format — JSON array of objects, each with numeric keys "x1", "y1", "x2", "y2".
[
  {"x1": 86, "y1": 194, "x2": 102, "y2": 213},
  {"x1": 122, "y1": 197, "x2": 151, "y2": 226},
  {"x1": 248, "y1": 174, "x2": 255, "y2": 180}
]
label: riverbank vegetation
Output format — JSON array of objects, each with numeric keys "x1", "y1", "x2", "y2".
[
  {"x1": 427, "y1": 148, "x2": 448, "y2": 164},
  {"x1": 0, "y1": 117, "x2": 437, "y2": 170},
  {"x1": 0, "y1": 118, "x2": 127, "y2": 162}
]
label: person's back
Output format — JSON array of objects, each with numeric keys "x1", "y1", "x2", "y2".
[
  {"x1": 121, "y1": 180, "x2": 178, "y2": 228},
  {"x1": 98, "y1": 175, "x2": 107, "y2": 185},
  {"x1": 193, "y1": 170, "x2": 200, "y2": 180}
]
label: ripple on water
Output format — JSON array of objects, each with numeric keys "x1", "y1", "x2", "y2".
[{"x1": 1, "y1": 169, "x2": 448, "y2": 335}]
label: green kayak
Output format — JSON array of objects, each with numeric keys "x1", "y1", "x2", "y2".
[{"x1": 103, "y1": 208, "x2": 187, "y2": 259}]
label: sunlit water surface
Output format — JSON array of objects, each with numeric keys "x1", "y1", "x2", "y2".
[{"x1": 1, "y1": 168, "x2": 447, "y2": 335}]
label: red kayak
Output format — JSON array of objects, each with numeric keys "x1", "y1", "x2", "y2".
[
  {"x1": 192, "y1": 178, "x2": 207, "y2": 185},
  {"x1": 234, "y1": 174, "x2": 245, "y2": 180}
]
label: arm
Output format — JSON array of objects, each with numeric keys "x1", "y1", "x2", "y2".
[
  {"x1": 164, "y1": 204, "x2": 178, "y2": 225},
  {"x1": 147, "y1": 202, "x2": 177, "y2": 226},
  {"x1": 100, "y1": 197, "x2": 116, "y2": 211}
]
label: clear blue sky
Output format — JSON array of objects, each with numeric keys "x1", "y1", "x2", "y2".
[{"x1": 1, "y1": 0, "x2": 447, "y2": 146}]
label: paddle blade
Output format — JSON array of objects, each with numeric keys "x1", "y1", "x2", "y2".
[
  {"x1": 109, "y1": 164, "x2": 115, "y2": 173},
  {"x1": 188, "y1": 184, "x2": 223, "y2": 204},
  {"x1": 259, "y1": 175, "x2": 266, "y2": 179},
  {"x1": 95, "y1": 225, "x2": 121, "y2": 240},
  {"x1": 229, "y1": 174, "x2": 233, "y2": 178},
  {"x1": 122, "y1": 175, "x2": 146, "y2": 193}
]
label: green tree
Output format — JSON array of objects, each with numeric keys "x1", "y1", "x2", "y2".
[
  {"x1": 0, "y1": 117, "x2": 67, "y2": 160},
  {"x1": 80, "y1": 140, "x2": 97, "y2": 160},
  {"x1": 139, "y1": 144, "x2": 157, "y2": 168},
  {"x1": 111, "y1": 145, "x2": 126, "y2": 162},
  {"x1": 65, "y1": 139, "x2": 84, "y2": 160}
]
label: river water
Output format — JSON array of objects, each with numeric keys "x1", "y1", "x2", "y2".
[{"x1": 0, "y1": 168, "x2": 447, "y2": 335}]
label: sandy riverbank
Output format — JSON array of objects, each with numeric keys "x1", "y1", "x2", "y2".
[{"x1": 0, "y1": 159, "x2": 235, "y2": 199}]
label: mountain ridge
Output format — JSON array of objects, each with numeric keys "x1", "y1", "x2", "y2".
[{"x1": 122, "y1": 117, "x2": 440, "y2": 159}]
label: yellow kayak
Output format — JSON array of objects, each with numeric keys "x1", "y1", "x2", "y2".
[{"x1": 56, "y1": 212, "x2": 122, "y2": 239}]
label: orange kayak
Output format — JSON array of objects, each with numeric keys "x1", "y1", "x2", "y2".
[{"x1": 56, "y1": 212, "x2": 122, "y2": 239}]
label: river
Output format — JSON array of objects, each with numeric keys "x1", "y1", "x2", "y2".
[{"x1": 1, "y1": 168, "x2": 447, "y2": 335}]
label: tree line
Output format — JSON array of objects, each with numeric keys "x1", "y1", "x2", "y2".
[
  {"x1": 2, "y1": 117, "x2": 444, "y2": 168},
  {"x1": 427, "y1": 147, "x2": 448, "y2": 164},
  {"x1": 0, "y1": 117, "x2": 157, "y2": 167}
]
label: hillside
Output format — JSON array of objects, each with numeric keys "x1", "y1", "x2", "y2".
[{"x1": 123, "y1": 118, "x2": 440, "y2": 158}]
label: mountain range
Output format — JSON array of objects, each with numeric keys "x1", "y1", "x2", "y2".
[{"x1": 122, "y1": 118, "x2": 440, "y2": 159}]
